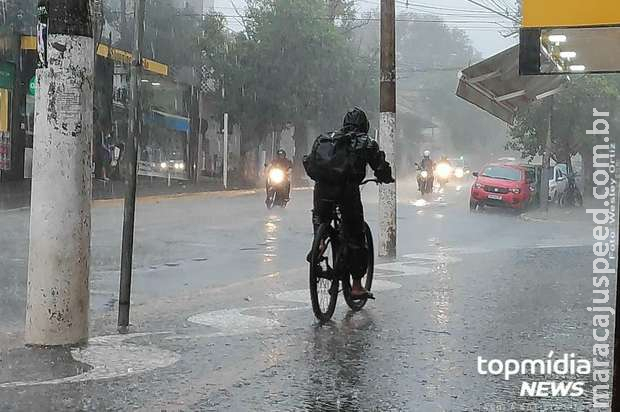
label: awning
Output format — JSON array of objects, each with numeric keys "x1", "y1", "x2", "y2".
[
  {"x1": 144, "y1": 110, "x2": 190, "y2": 132},
  {"x1": 456, "y1": 45, "x2": 567, "y2": 125}
]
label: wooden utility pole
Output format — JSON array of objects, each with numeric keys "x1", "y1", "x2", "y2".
[
  {"x1": 26, "y1": 0, "x2": 93, "y2": 345},
  {"x1": 120, "y1": 0, "x2": 127, "y2": 45},
  {"x1": 379, "y1": 0, "x2": 396, "y2": 258},
  {"x1": 118, "y1": 0, "x2": 145, "y2": 331}
]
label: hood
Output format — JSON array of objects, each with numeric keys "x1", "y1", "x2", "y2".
[
  {"x1": 342, "y1": 108, "x2": 370, "y2": 134},
  {"x1": 476, "y1": 175, "x2": 522, "y2": 189}
]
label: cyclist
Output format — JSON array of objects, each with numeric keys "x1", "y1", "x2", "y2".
[{"x1": 304, "y1": 108, "x2": 394, "y2": 299}]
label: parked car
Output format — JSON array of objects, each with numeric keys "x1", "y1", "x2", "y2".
[
  {"x1": 548, "y1": 163, "x2": 569, "y2": 202},
  {"x1": 470, "y1": 163, "x2": 536, "y2": 211}
]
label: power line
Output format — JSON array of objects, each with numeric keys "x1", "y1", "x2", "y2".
[
  {"x1": 179, "y1": 12, "x2": 514, "y2": 25},
  {"x1": 462, "y1": 0, "x2": 519, "y2": 23}
]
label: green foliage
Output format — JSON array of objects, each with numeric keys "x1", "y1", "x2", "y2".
[
  {"x1": 507, "y1": 75, "x2": 620, "y2": 162},
  {"x1": 1, "y1": 0, "x2": 37, "y2": 33}
]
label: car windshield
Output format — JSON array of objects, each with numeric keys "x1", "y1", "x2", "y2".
[{"x1": 481, "y1": 166, "x2": 521, "y2": 181}]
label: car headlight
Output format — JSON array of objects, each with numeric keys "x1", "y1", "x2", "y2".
[
  {"x1": 160, "y1": 162, "x2": 168, "y2": 170},
  {"x1": 454, "y1": 167, "x2": 464, "y2": 178},
  {"x1": 474, "y1": 182, "x2": 483, "y2": 189},
  {"x1": 174, "y1": 162, "x2": 185, "y2": 170},
  {"x1": 436, "y1": 163, "x2": 452, "y2": 179},
  {"x1": 510, "y1": 187, "x2": 521, "y2": 194},
  {"x1": 420, "y1": 170, "x2": 429, "y2": 179},
  {"x1": 269, "y1": 168, "x2": 285, "y2": 184}
]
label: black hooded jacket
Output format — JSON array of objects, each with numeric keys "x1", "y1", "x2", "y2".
[{"x1": 338, "y1": 108, "x2": 394, "y2": 185}]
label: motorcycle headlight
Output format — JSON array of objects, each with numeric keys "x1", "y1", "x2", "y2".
[
  {"x1": 269, "y1": 168, "x2": 285, "y2": 184},
  {"x1": 436, "y1": 163, "x2": 452, "y2": 179},
  {"x1": 454, "y1": 167, "x2": 464, "y2": 178},
  {"x1": 420, "y1": 170, "x2": 429, "y2": 178},
  {"x1": 160, "y1": 162, "x2": 168, "y2": 170}
]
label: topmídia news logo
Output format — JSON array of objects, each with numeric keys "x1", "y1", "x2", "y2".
[{"x1": 477, "y1": 352, "x2": 591, "y2": 398}]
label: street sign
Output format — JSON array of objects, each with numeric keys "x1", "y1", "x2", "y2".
[
  {"x1": 523, "y1": 0, "x2": 620, "y2": 28},
  {"x1": 28, "y1": 76, "x2": 36, "y2": 96},
  {"x1": 520, "y1": 0, "x2": 620, "y2": 75}
]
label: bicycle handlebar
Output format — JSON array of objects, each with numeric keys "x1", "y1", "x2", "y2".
[{"x1": 361, "y1": 178, "x2": 396, "y2": 185}]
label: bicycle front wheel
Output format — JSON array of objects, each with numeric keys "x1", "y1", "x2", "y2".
[
  {"x1": 309, "y1": 224, "x2": 339, "y2": 322},
  {"x1": 343, "y1": 222, "x2": 374, "y2": 311}
]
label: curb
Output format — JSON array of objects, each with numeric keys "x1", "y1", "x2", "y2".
[
  {"x1": 0, "y1": 186, "x2": 315, "y2": 214},
  {"x1": 520, "y1": 211, "x2": 589, "y2": 224},
  {"x1": 93, "y1": 188, "x2": 259, "y2": 208}
]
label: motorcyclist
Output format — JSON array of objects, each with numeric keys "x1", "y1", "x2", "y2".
[
  {"x1": 305, "y1": 108, "x2": 394, "y2": 299},
  {"x1": 266, "y1": 149, "x2": 293, "y2": 200},
  {"x1": 416, "y1": 150, "x2": 434, "y2": 192},
  {"x1": 420, "y1": 150, "x2": 434, "y2": 172}
]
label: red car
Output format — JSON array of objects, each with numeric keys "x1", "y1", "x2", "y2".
[{"x1": 470, "y1": 164, "x2": 535, "y2": 211}]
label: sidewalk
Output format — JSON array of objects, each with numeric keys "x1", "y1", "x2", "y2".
[
  {"x1": 520, "y1": 199, "x2": 598, "y2": 223},
  {"x1": 0, "y1": 176, "x2": 256, "y2": 211}
]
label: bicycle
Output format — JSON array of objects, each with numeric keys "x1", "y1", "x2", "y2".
[
  {"x1": 308, "y1": 179, "x2": 376, "y2": 323},
  {"x1": 558, "y1": 173, "x2": 583, "y2": 208}
]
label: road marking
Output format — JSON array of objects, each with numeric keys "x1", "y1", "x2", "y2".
[
  {"x1": 275, "y1": 279, "x2": 402, "y2": 304},
  {"x1": 188, "y1": 307, "x2": 281, "y2": 336},
  {"x1": 183, "y1": 279, "x2": 403, "y2": 339},
  {"x1": 0, "y1": 333, "x2": 178, "y2": 388}
]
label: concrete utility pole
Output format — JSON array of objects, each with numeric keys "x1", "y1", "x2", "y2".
[
  {"x1": 541, "y1": 96, "x2": 553, "y2": 212},
  {"x1": 26, "y1": 0, "x2": 93, "y2": 346},
  {"x1": 379, "y1": 0, "x2": 396, "y2": 258},
  {"x1": 118, "y1": 0, "x2": 145, "y2": 331}
]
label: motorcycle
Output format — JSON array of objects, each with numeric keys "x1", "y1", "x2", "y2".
[
  {"x1": 434, "y1": 161, "x2": 452, "y2": 187},
  {"x1": 265, "y1": 166, "x2": 290, "y2": 209},
  {"x1": 415, "y1": 163, "x2": 433, "y2": 195}
]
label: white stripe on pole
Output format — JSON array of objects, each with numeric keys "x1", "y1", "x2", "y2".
[
  {"x1": 378, "y1": 111, "x2": 396, "y2": 257},
  {"x1": 223, "y1": 112, "x2": 229, "y2": 189}
]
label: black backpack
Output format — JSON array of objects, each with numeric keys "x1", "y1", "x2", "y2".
[{"x1": 303, "y1": 131, "x2": 355, "y2": 184}]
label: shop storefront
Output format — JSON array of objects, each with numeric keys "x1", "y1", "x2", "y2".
[{"x1": 0, "y1": 62, "x2": 14, "y2": 173}]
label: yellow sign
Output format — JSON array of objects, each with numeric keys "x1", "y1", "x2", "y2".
[
  {"x1": 96, "y1": 44, "x2": 169, "y2": 76},
  {"x1": 523, "y1": 0, "x2": 620, "y2": 28},
  {"x1": 0, "y1": 89, "x2": 9, "y2": 132},
  {"x1": 20, "y1": 36, "x2": 169, "y2": 77},
  {"x1": 20, "y1": 35, "x2": 37, "y2": 50}
]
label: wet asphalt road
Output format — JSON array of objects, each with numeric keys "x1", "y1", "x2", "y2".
[{"x1": 0, "y1": 178, "x2": 605, "y2": 411}]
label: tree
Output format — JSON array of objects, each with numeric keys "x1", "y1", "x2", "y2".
[
  {"x1": 354, "y1": 11, "x2": 507, "y2": 166},
  {"x1": 507, "y1": 75, "x2": 620, "y2": 195},
  {"x1": 1, "y1": 0, "x2": 37, "y2": 34}
]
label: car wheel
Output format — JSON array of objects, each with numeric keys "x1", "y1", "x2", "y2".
[{"x1": 469, "y1": 200, "x2": 480, "y2": 212}]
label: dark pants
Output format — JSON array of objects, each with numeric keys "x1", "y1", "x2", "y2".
[{"x1": 312, "y1": 182, "x2": 367, "y2": 279}]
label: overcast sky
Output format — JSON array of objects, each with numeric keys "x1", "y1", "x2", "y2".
[{"x1": 211, "y1": 0, "x2": 518, "y2": 58}]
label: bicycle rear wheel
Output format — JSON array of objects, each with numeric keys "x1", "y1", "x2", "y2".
[
  {"x1": 343, "y1": 222, "x2": 374, "y2": 311},
  {"x1": 309, "y1": 224, "x2": 339, "y2": 322}
]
